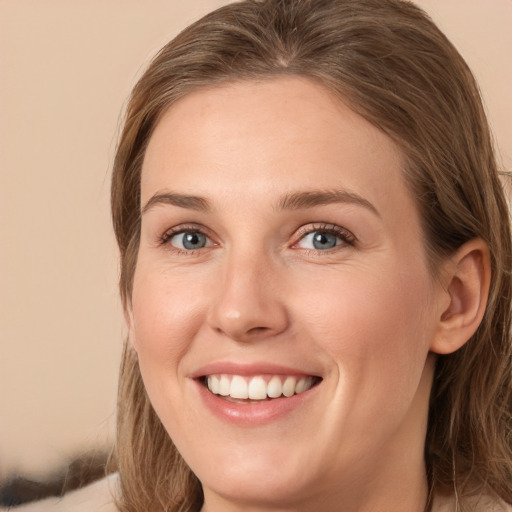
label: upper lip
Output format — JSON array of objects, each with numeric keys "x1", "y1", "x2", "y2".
[{"x1": 190, "y1": 361, "x2": 321, "y2": 379}]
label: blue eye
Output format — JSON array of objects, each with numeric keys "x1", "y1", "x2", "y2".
[
  {"x1": 170, "y1": 231, "x2": 209, "y2": 250},
  {"x1": 298, "y1": 231, "x2": 339, "y2": 250}
]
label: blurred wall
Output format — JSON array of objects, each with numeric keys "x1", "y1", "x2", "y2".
[{"x1": 0, "y1": 0, "x2": 510, "y2": 479}]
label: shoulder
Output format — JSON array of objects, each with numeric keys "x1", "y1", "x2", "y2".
[
  {"x1": 0, "y1": 474, "x2": 120, "y2": 512},
  {"x1": 432, "y1": 493, "x2": 512, "y2": 512}
]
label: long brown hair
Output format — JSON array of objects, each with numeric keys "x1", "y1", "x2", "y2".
[{"x1": 110, "y1": 1, "x2": 512, "y2": 510}]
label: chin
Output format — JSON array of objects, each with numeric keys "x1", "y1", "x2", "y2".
[{"x1": 199, "y1": 462, "x2": 319, "y2": 509}]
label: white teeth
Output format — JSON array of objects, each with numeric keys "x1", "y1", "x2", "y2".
[
  {"x1": 282, "y1": 376, "x2": 296, "y2": 397},
  {"x1": 209, "y1": 375, "x2": 220, "y2": 394},
  {"x1": 295, "y1": 377, "x2": 306, "y2": 394},
  {"x1": 219, "y1": 374, "x2": 231, "y2": 396},
  {"x1": 267, "y1": 375, "x2": 283, "y2": 398},
  {"x1": 230, "y1": 375, "x2": 249, "y2": 399},
  {"x1": 248, "y1": 376, "x2": 267, "y2": 400},
  {"x1": 205, "y1": 374, "x2": 316, "y2": 400}
]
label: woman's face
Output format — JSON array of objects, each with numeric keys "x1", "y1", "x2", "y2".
[{"x1": 130, "y1": 77, "x2": 444, "y2": 509}]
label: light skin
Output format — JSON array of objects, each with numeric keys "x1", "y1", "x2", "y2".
[{"x1": 127, "y1": 76, "x2": 490, "y2": 512}]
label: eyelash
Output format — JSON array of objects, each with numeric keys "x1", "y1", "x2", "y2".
[
  {"x1": 293, "y1": 223, "x2": 356, "y2": 251},
  {"x1": 158, "y1": 222, "x2": 356, "y2": 254},
  {"x1": 159, "y1": 224, "x2": 213, "y2": 256}
]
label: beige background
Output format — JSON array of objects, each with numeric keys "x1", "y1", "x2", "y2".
[{"x1": 0, "y1": 0, "x2": 510, "y2": 479}]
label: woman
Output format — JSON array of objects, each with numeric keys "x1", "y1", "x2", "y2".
[{"x1": 9, "y1": 0, "x2": 511, "y2": 510}]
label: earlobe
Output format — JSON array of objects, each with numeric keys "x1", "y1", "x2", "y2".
[{"x1": 430, "y1": 238, "x2": 491, "y2": 355}]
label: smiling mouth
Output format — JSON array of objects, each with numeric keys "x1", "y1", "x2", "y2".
[{"x1": 201, "y1": 374, "x2": 322, "y2": 402}]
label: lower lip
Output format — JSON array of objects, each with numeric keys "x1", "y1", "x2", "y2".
[{"x1": 193, "y1": 379, "x2": 320, "y2": 426}]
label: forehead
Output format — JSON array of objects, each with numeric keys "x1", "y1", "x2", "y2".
[{"x1": 141, "y1": 76, "x2": 410, "y2": 216}]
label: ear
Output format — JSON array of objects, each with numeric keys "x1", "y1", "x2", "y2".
[{"x1": 430, "y1": 238, "x2": 491, "y2": 355}]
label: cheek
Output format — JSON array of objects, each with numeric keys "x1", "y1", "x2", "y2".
[
  {"x1": 296, "y1": 262, "x2": 434, "y2": 393},
  {"x1": 130, "y1": 263, "x2": 206, "y2": 379},
  {"x1": 129, "y1": 264, "x2": 214, "y2": 439}
]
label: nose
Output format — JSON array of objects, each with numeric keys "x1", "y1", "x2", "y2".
[{"x1": 207, "y1": 251, "x2": 289, "y2": 343}]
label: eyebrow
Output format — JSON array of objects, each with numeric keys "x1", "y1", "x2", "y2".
[
  {"x1": 142, "y1": 192, "x2": 210, "y2": 214},
  {"x1": 276, "y1": 189, "x2": 380, "y2": 217},
  {"x1": 141, "y1": 188, "x2": 379, "y2": 217}
]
